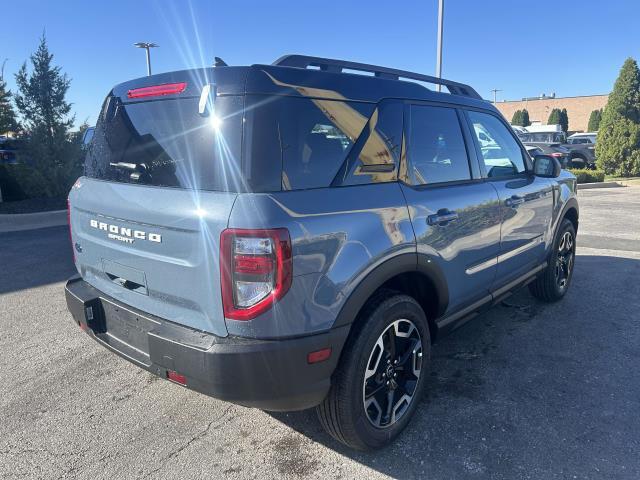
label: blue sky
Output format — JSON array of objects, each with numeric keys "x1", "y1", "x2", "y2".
[{"x1": 1, "y1": 0, "x2": 638, "y2": 127}]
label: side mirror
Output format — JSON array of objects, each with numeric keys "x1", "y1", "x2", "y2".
[
  {"x1": 533, "y1": 155, "x2": 561, "y2": 178},
  {"x1": 81, "y1": 127, "x2": 95, "y2": 151}
]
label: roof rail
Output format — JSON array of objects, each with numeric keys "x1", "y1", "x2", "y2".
[{"x1": 273, "y1": 54, "x2": 483, "y2": 100}]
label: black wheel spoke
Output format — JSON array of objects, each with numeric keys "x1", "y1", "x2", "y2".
[{"x1": 365, "y1": 383, "x2": 386, "y2": 400}]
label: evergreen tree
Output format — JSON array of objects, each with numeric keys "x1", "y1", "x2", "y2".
[
  {"x1": 0, "y1": 61, "x2": 19, "y2": 136},
  {"x1": 596, "y1": 58, "x2": 640, "y2": 176},
  {"x1": 560, "y1": 108, "x2": 569, "y2": 132},
  {"x1": 587, "y1": 109, "x2": 603, "y2": 131},
  {"x1": 511, "y1": 109, "x2": 531, "y2": 127},
  {"x1": 14, "y1": 34, "x2": 80, "y2": 197},
  {"x1": 511, "y1": 110, "x2": 523, "y2": 126},
  {"x1": 547, "y1": 108, "x2": 561, "y2": 126}
]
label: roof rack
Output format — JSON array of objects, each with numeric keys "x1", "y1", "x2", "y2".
[{"x1": 273, "y1": 54, "x2": 483, "y2": 100}]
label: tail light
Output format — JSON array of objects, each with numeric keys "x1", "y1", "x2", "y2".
[
  {"x1": 127, "y1": 82, "x2": 187, "y2": 99},
  {"x1": 550, "y1": 152, "x2": 564, "y2": 157},
  {"x1": 67, "y1": 199, "x2": 75, "y2": 263},
  {"x1": 220, "y1": 228, "x2": 292, "y2": 321}
]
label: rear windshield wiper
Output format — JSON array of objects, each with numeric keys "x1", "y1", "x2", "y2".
[{"x1": 109, "y1": 162, "x2": 150, "y2": 183}]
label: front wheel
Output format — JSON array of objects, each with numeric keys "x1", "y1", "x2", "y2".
[
  {"x1": 316, "y1": 293, "x2": 430, "y2": 450},
  {"x1": 529, "y1": 218, "x2": 576, "y2": 302}
]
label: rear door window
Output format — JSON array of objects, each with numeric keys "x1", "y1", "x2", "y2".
[
  {"x1": 244, "y1": 95, "x2": 375, "y2": 191},
  {"x1": 405, "y1": 105, "x2": 471, "y2": 185}
]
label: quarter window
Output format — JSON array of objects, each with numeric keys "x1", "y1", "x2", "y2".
[
  {"x1": 406, "y1": 105, "x2": 471, "y2": 185},
  {"x1": 468, "y1": 111, "x2": 527, "y2": 178}
]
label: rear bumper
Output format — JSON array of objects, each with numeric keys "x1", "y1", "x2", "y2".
[{"x1": 65, "y1": 276, "x2": 349, "y2": 411}]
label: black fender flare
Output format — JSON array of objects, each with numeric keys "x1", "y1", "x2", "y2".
[
  {"x1": 555, "y1": 196, "x2": 579, "y2": 237},
  {"x1": 331, "y1": 252, "x2": 449, "y2": 329}
]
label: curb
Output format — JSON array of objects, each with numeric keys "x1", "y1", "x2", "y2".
[
  {"x1": 577, "y1": 181, "x2": 623, "y2": 190},
  {"x1": 0, "y1": 209, "x2": 67, "y2": 233}
]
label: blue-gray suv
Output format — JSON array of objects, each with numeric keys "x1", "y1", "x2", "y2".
[{"x1": 65, "y1": 55, "x2": 578, "y2": 450}]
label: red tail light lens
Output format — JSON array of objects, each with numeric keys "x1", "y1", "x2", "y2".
[
  {"x1": 550, "y1": 152, "x2": 563, "y2": 157},
  {"x1": 127, "y1": 82, "x2": 187, "y2": 99},
  {"x1": 220, "y1": 228, "x2": 292, "y2": 321}
]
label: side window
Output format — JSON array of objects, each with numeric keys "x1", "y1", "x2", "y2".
[
  {"x1": 338, "y1": 101, "x2": 403, "y2": 186},
  {"x1": 467, "y1": 111, "x2": 527, "y2": 178},
  {"x1": 245, "y1": 95, "x2": 375, "y2": 191},
  {"x1": 406, "y1": 105, "x2": 471, "y2": 185}
]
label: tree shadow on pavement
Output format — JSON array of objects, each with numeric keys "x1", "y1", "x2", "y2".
[
  {"x1": 270, "y1": 255, "x2": 640, "y2": 479},
  {"x1": 0, "y1": 226, "x2": 76, "y2": 295}
]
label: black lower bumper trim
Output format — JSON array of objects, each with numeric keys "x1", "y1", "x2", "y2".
[{"x1": 65, "y1": 276, "x2": 350, "y2": 411}]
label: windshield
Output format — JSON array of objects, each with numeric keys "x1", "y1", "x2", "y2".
[
  {"x1": 85, "y1": 94, "x2": 244, "y2": 191},
  {"x1": 521, "y1": 132, "x2": 566, "y2": 143}
]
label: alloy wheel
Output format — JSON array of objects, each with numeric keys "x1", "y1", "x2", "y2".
[
  {"x1": 555, "y1": 230, "x2": 575, "y2": 291},
  {"x1": 362, "y1": 319, "x2": 423, "y2": 428}
]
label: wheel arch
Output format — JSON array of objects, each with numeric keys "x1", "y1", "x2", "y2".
[
  {"x1": 559, "y1": 197, "x2": 579, "y2": 234},
  {"x1": 331, "y1": 253, "x2": 448, "y2": 343}
]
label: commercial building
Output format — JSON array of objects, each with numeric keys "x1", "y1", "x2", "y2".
[{"x1": 494, "y1": 94, "x2": 609, "y2": 133}]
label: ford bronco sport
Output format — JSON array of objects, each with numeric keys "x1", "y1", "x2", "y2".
[{"x1": 65, "y1": 55, "x2": 578, "y2": 450}]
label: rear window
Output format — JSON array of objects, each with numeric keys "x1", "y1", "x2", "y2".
[
  {"x1": 85, "y1": 95, "x2": 243, "y2": 191},
  {"x1": 244, "y1": 95, "x2": 375, "y2": 191}
]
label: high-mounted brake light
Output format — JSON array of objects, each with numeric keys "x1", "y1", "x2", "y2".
[
  {"x1": 127, "y1": 82, "x2": 187, "y2": 99},
  {"x1": 220, "y1": 228, "x2": 292, "y2": 321}
]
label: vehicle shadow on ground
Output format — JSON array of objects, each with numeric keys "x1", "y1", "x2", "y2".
[
  {"x1": 0, "y1": 226, "x2": 76, "y2": 295},
  {"x1": 269, "y1": 255, "x2": 640, "y2": 479}
]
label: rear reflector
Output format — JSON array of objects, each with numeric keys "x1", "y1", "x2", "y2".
[
  {"x1": 166, "y1": 370, "x2": 187, "y2": 385},
  {"x1": 127, "y1": 82, "x2": 187, "y2": 99},
  {"x1": 307, "y1": 348, "x2": 332, "y2": 364}
]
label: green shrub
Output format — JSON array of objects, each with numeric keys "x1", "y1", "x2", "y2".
[
  {"x1": 0, "y1": 164, "x2": 26, "y2": 201},
  {"x1": 567, "y1": 168, "x2": 605, "y2": 183},
  {"x1": 0, "y1": 163, "x2": 54, "y2": 201}
]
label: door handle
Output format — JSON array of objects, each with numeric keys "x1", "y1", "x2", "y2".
[
  {"x1": 427, "y1": 209, "x2": 459, "y2": 226},
  {"x1": 505, "y1": 195, "x2": 525, "y2": 207}
]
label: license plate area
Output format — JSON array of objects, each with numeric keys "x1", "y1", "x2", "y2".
[{"x1": 101, "y1": 300, "x2": 160, "y2": 355}]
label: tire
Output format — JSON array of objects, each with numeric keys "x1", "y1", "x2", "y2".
[
  {"x1": 570, "y1": 156, "x2": 586, "y2": 169},
  {"x1": 316, "y1": 292, "x2": 431, "y2": 450},
  {"x1": 529, "y1": 218, "x2": 576, "y2": 302}
]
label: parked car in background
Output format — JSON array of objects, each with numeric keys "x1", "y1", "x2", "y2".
[
  {"x1": 563, "y1": 132, "x2": 597, "y2": 168},
  {"x1": 567, "y1": 132, "x2": 597, "y2": 145},
  {"x1": 511, "y1": 125, "x2": 528, "y2": 138},
  {"x1": 81, "y1": 126, "x2": 95, "y2": 150},
  {"x1": 525, "y1": 145, "x2": 545, "y2": 159},
  {"x1": 0, "y1": 139, "x2": 19, "y2": 165},
  {"x1": 520, "y1": 132, "x2": 571, "y2": 168}
]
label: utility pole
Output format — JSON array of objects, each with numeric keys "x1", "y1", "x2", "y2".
[
  {"x1": 134, "y1": 42, "x2": 159, "y2": 76},
  {"x1": 435, "y1": 0, "x2": 444, "y2": 92},
  {"x1": 491, "y1": 88, "x2": 502, "y2": 104}
]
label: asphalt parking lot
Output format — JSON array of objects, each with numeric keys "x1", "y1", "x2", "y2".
[{"x1": 1, "y1": 186, "x2": 639, "y2": 480}]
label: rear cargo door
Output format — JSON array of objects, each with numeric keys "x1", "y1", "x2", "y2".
[{"x1": 69, "y1": 72, "x2": 244, "y2": 336}]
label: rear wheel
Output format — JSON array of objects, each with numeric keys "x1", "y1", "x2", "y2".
[
  {"x1": 570, "y1": 156, "x2": 586, "y2": 169},
  {"x1": 529, "y1": 219, "x2": 576, "y2": 302},
  {"x1": 317, "y1": 293, "x2": 430, "y2": 450}
]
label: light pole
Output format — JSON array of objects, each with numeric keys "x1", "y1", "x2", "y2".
[
  {"x1": 435, "y1": 0, "x2": 444, "y2": 91},
  {"x1": 134, "y1": 42, "x2": 159, "y2": 76},
  {"x1": 491, "y1": 88, "x2": 502, "y2": 104}
]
